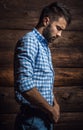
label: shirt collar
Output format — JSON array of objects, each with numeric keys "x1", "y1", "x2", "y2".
[{"x1": 33, "y1": 28, "x2": 48, "y2": 46}]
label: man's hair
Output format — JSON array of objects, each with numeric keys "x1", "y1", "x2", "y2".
[{"x1": 37, "y1": 2, "x2": 71, "y2": 27}]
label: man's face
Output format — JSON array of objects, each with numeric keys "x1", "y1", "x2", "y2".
[{"x1": 43, "y1": 17, "x2": 67, "y2": 43}]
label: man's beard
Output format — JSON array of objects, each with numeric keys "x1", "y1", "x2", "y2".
[{"x1": 42, "y1": 24, "x2": 57, "y2": 43}]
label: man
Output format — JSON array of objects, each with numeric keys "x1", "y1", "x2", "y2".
[{"x1": 14, "y1": 2, "x2": 71, "y2": 130}]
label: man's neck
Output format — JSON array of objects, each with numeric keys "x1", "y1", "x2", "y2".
[{"x1": 36, "y1": 26, "x2": 44, "y2": 36}]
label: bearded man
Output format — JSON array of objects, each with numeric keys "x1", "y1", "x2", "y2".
[{"x1": 14, "y1": 2, "x2": 71, "y2": 130}]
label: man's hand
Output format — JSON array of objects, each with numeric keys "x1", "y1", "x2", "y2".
[
  {"x1": 52, "y1": 103, "x2": 60, "y2": 123},
  {"x1": 47, "y1": 101, "x2": 60, "y2": 123}
]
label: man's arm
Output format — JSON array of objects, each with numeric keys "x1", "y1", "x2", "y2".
[{"x1": 22, "y1": 87, "x2": 60, "y2": 123}]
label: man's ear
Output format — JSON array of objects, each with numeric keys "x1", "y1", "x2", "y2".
[{"x1": 43, "y1": 17, "x2": 50, "y2": 26}]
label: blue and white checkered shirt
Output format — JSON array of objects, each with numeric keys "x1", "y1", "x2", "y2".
[{"x1": 14, "y1": 28, "x2": 55, "y2": 106}]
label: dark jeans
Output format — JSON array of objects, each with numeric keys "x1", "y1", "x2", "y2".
[{"x1": 14, "y1": 105, "x2": 53, "y2": 130}]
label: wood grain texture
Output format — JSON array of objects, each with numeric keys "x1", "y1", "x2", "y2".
[
  {"x1": 0, "y1": 68, "x2": 83, "y2": 87},
  {"x1": 49, "y1": 31, "x2": 83, "y2": 48},
  {"x1": 0, "y1": 0, "x2": 83, "y2": 30},
  {"x1": 0, "y1": 51, "x2": 13, "y2": 67},
  {"x1": 0, "y1": 87, "x2": 19, "y2": 114},
  {"x1": 0, "y1": 0, "x2": 83, "y2": 130},
  {"x1": 0, "y1": 30, "x2": 83, "y2": 49},
  {"x1": 0, "y1": 0, "x2": 82, "y2": 9},
  {"x1": 0, "y1": 46, "x2": 83, "y2": 68},
  {"x1": 0, "y1": 17, "x2": 83, "y2": 30},
  {"x1": 51, "y1": 47, "x2": 83, "y2": 68},
  {"x1": 0, "y1": 68, "x2": 13, "y2": 87},
  {"x1": 0, "y1": 113, "x2": 83, "y2": 130},
  {"x1": 54, "y1": 68, "x2": 83, "y2": 86},
  {"x1": 54, "y1": 86, "x2": 83, "y2": 112},
  {"x1": 0, "y1": 86, "x2": 83, "y2": 113}
]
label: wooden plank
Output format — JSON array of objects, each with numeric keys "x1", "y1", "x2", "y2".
[
  {"x1": 0, "y1": 68, "x2": 13, "y2": 87},
  {"x1": 0, "y1": 1, "x2": 83, "y2": 30},
  {"x1": 54, "y1": 112, "x2": 83, "y2": 130},
  {"x1": 0, "y1": 6, "x2": 82, "y2": 19},
  {"x1": 0, "y1": 17, "x2": 34, "y2": 30},
  {"x1": 0, "y1": 51, "x2": 13, "y2": 67},
  {"x1": 54, "y1": 86, "x2": 83, "y2": 112},
  {"x1": 0, "y1": 17, "x2": 83, "y2": 30},
  {"x1": 0, "y1": 87, "x2": 19, "y2": 114},
  {"x1": 49, "y1": 31, "x2": 83, "y2": 47},
  {"x1": 54, "y1": 68, "x2": 83, "y2": 86},
  {"x1": 60, "y1": 112, "x2": 83, "y2": 123},
  {"x1": 0, "y1": 86, "x2": 83, "y2": 113},
  {"x1": 0, "y1": 47, "x2": 83, "y2": 68},
  {"x1": 0, "y1": 3, "x2": 83, "y2": 31},
  {"x1": 0, "y1": 18, "x2": 37, "y2": 30},
  {"x1": 0, "y1": 30, "x2": 27, "y2": 49},
  {"x1": 0, "y1": 0, "x2": 82, "y2": 11},
  {"x1": 0, "y1": 113, "x2": 83, "y2": 130},
  {"x1": 0, "y1": 68, "x2": 83, "y2": 87},
  {"x1": 0, "y1": 98, "x2": 19, "y2": 114},
  {"x1": 0, "y1": 114, "x2": 16, "y2": 130},
  {"x1": 0, "y1": 30, "x2": 83, "y2": 49},
  {"x1": 54, "y1": 124, "x2": 83, "y2": 130},
  {"x1": 51, "y1": 47, "x2": 83, "y2": 68}
]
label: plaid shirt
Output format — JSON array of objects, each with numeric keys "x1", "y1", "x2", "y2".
[{"x1": 14, "y1": 28, "x2": 55, "y2": 106}]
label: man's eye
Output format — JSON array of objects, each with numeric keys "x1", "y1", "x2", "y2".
[{"x1": 56, "y1": 26, "x2": 62, "y2": 31}]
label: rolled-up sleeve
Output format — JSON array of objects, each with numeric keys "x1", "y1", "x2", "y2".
[{"x1": 14, "y1": 36, "x2": 38, "y2": 92}]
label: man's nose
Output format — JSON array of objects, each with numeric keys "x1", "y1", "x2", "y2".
[{"x1": 57, "y1": 31, "x2": 62, "y2": 37}]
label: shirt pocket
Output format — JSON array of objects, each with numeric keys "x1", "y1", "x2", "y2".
[{"x1": 35, "y1": 51, "x2": 51, "y2": 72}]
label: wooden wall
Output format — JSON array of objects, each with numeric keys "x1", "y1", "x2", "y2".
[{"x1": 0, "y1": 0, "x2": 83, "y2": 130}]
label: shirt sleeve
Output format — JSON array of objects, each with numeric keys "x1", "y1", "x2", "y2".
[{"x1": 14, "y1": 36, "x2": 38, "y2": 93}]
